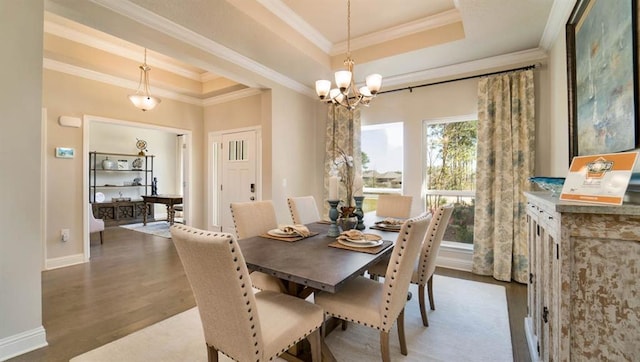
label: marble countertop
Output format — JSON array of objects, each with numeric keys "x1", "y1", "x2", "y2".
[{"x1": 524, "y1": 191, "x2": 640, "y2": 216}]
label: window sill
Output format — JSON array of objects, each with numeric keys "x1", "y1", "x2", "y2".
[{"x1": 437, "y1": 241, "x2": 473, "y2": 272}]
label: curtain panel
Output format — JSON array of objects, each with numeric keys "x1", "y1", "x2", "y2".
[
  {"x1": 472, "y1": 69, "x2": 535, "y2": 283},
  {"x1": 323, "y1": 105, "x2": 361, "y2": 216}
]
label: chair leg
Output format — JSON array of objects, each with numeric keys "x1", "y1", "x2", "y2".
[
  {"x1": 397, "y1": 308, "x2": 407, "y2": 355},
  {"x1": 380, "y1": 330, "x2": 391, "y2": 362},
  {"x1": 308, "y1": 329, "x2": 321, "y2": 362},
  {"x1": 99, "y1": 230, "x2": 104, "y2": 244},
  {"x1": 428, "y1": 275, "x2": 435, "y2": 310},
  {"x1": 206, "y1": 344, "x2": 218, "y2": 362},
  {"x1": 418, "y1": 284, "x2": 429, "y2": 327},
  {"x1": 341, "y1": 319, "x2": 348, "y2": 330}
]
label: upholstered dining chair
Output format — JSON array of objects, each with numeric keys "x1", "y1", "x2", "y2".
[
  {"x1": 170, "y1": 224, "x2": 324, "y2": 362},
  {"x1": 230, "y1": 200, "x2": 287, "y2": 293},
  {"x1": 287, "y1": 196, "x2": 321, "y2": 224},
  {"x1": 89, "y1": 203, "x2": 105, "y2": 244},
  {"x1": 314, "y1": 213, "x2": 431, "y2": 362},
  {"x1": 375, "y1": 194, "x2": 413, "y2": 219},
  {"x1": 368, "y1": 204, "x2": 454, "y2": 327}
]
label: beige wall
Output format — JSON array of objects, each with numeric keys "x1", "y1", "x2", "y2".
[
  {"x1": 43, "y1": 69, "x2": 204, "y2": 265},
  {"x1": 0, "y1": 0, "x2": 47, "y2": 356}
]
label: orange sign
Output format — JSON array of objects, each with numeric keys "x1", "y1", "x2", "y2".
[{"x1": 560, "y1": 152, "x2": 638, "y2": 205}]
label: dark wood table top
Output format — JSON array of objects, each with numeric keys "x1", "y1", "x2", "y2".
[
  {"x1": 141, "y1": 194, "x2": 183, "y2": 204},
  {"x1": 237, "y1": 222, "x2": 398, "y2": 293}
]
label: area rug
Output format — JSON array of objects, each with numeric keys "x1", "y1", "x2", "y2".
[
  {"x1": 119, "y1": 221, "x2": 171, "y2": 239},
  {"x1": 70, "y1": 275, "x2": 512, "y2": 361}
]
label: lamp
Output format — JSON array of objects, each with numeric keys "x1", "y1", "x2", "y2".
[
  {"x1": 315, "y1": 0, "x2": 382, "y2": 110},
  {"x1": 128, "y1": 48, "x2": 161, "y2": 111}
]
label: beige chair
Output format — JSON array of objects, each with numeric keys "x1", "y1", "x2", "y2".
[
  {"x1": 230, "y1": 200, "x2": 287, "y2": 293},
  {"x1": 89, "y1": 203, "x2": 105, "y2": 244},
  {"x1": 287, "y1": 196, "x2": 321, "y2": 224},
  {"x1": 170, "y1": 224, "x2": 323, "y2": 362},
  {"x1": 314, "y1": 213, "x2": 431, "y2": 362},
  {"x1": 368, "y1": 204, "x2": 454, "y2": 326},
  {"x1": 375, "y1": 194, "x2": 413, "y2": 219}
]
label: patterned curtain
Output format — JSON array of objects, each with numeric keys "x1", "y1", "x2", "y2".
[
  {"x1": 472, "y1": 69, "x2": 535, "y2": 283},
  {"x1": 323, "y1": 105, "x2": 361, "y2": 216}
]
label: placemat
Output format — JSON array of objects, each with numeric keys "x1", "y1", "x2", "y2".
[
  {"x1": 328, "y1": 239, "x2": 393, "y2": 254},
  {"x1": 260, "y1": 231, "x2": 319, "y2": 242},
  {"x1": 369, "y1": 225, "x2": 401, "y2": 232}
]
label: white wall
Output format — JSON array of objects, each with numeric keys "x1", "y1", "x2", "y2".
[{"x1": 0, "y1": 1, "x2": 48, "y2": 360}]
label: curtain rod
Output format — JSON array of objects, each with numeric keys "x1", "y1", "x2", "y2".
[{"x1": 377, "y1": 64, "x2": 537, "y2": 95}]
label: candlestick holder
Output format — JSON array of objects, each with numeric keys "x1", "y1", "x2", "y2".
[
  {"x1": 353, "y1": 196, "x2": 365, "y2": 230},
  {"x1": 327, "y1": 199, "x2": 340, "y2": 237}
]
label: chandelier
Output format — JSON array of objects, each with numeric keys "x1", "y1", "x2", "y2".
[
  {"x1": 128, "y1": 48, "x2": 161, "y2": 111},
  {"x1": 315, "y1": 0, "x2": 382, "y2": 110}
]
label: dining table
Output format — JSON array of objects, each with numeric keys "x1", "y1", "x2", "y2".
[{"x1": 237, "y1": 215, "x2": 401, "y2": 361}]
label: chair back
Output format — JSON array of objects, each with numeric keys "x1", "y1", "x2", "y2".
[
  {"x1": 381, "y1": 212, "x2": 430, "y2": 327},
  {"x1": 170, "y1": 224, "x2": 265, "y2": 361},
  {"x1": 88, "y1": 203, "x2": 104, "y2": 233},
  {"x1": 416, "y1": 204, "x2": 454, "y2": 284},
  {"x1": 287, "y1": 196, "x2": 321, "y2": 224},
  {"x1": 375, "y1": 194, "x2": 413, "y2": 219},
  {"x1": 230, "y1": 200, "x2": 278, "y2": 239}
]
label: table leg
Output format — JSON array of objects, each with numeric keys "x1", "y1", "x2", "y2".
[
  {"x1": 143, "y1": 202, "x2": 149, "y2": 226},
  {"x1": 168, "y1": 205, "x2": 176, "y2": 225}
]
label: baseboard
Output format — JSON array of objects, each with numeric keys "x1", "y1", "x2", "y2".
[
  {"x1": 45, "y1": 253, "x2": 86, "y2": 270},
  {"x1": 0, "y1": 326, "x2": 47, "y2": 361},
  {"x1": 436, "y1": 245, "x2": 473, "y2": 271}
]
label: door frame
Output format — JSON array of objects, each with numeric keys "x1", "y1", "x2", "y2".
[
  {"x1": 208, "y1": 126, "x2": 262, "y2": 231},
  {"x1": 83, "y1": 114, "x2": 192, "y2": 261}
]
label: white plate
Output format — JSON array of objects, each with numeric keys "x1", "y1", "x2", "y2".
[
  {"x1": 337, "y1": 238, "x2": 383, "y2": 248},
  {"x1": 345, "y1": 234, "x2": 382, "y2": 244},
  {"x1": 267, "y1": 229, "x2": 297, "y2": 237},
  {"x1": 95, "y1": 192, "x2": 105, "y2": 202}
]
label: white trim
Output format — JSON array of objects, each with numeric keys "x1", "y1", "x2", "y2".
[
  {"x1": 423, "y1": 113, "x2": 477, "y2": 125},
  {"x1": 45, "y1": 253, "x2": 86, "y2": 270},
  {"x1": 436, "y1": 244, "x2": 473, "y2": 272},
  {"x1": 539, "y1": 0, "x2": 577, "y2": 50},
  {"x1": 203, "y1": 88, "x2": 263, "y2": 106},
  {"x1": 384, "y1": 48, "x2": 547, "y2": 90},
  {"x1": 524, "y1": 317, "x2": 541, "y2": 361},
  {"x1": 89, "y1": 0, "x2": 311, "y2": 96},
  {"x1": 41, "y1": 108, "x2": 48, "y2": 271},
  {"x1": 332, "y1": 9, "x2": 462, "y2": 56},
  {"x1": 257, "y1": 0, "x2": 332, "y2": 53},
  {"x1": 0, "y1": 326, "x2": 48, "y2": 361},
  {"x1": 43, "y1": 19, "x2": 202, "y2": 81}
]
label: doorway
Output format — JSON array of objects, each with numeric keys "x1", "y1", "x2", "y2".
[
  {"x1": 208, "y1": 127, "x2": 261, "y2": 233},
  {"x1": 83, "y1": 115, "x2": 192, "y2": 261}
]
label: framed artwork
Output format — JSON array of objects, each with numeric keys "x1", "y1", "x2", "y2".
[
  {"x1": 566, "y1": 0, "x2": 638, "y2": 162},
  {"x1": 55, "y1": 147, "x2": 75, "y2": 158}
]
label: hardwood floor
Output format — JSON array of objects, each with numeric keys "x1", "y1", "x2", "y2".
[{"x1": 11, "y1": 226, "x2": 531, "y2": 362}]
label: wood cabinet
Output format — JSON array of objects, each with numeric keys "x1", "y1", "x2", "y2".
[
  {"x1": 89, "y1": 151, "x2": 155, "y2": 226},
  {"x1": 524, "y1": 192, "x2": 640, "y2": 361}
]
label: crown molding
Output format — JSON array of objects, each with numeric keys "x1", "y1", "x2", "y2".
[
  {"x1": 89, "y1": 0, "x2": 310, "y2": 96},
  {"x1": 203, "y1": 88, "x2": 263, "y2": 106},
  {"x1": 383, "y1": 48, "x2": 548, "y2": 89},
  {"x1": 332, "y1": 8, "x2": 462, "y2": 56},
  {"x1": 44, "y1": 18, "x2": 203, "y2": 81},
  {"x1": 44, "y1": 58, "x2": 272, "y2": 107},
  {"x1": 539, "y1": 0, "x2": 576, "y2": 50},
  {"x1": 257, "y1": 0, "x2": 333, "y2": 53}
]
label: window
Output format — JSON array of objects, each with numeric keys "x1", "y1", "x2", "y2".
[
  {"x1": 361, "y1": 122, "x2": 404, "y2": 212},
  {"x1": 424, "y1": 118, "x2": 477, "y2": 246}
]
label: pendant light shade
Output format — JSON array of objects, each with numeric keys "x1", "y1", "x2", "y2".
[{"x1": 129, "y1": 48, "x2": 161, "y2": 111}]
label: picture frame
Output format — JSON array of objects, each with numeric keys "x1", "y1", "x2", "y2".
[
  {"x1": 55, "y1": 147, "x2": 75, "y2": 159},
  {"x1": 566, "y1": 0, "x2": 638, "y2": 163}
]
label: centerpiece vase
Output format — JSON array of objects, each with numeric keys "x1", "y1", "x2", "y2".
[
  {"x1": 327, "y1": 200, "x2": 340, "y2": 237},
  {"x1": 353, "y1": 196, "x2": 365, "y2": 230}
]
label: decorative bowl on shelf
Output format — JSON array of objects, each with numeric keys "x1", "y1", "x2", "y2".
[{"x1": 529, "y1": 177, "x2": 566, "y2": 197}]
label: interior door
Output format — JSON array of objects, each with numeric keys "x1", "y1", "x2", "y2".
[{"x1": 221, "y1": 130, "x2": 257, "y2": 233}]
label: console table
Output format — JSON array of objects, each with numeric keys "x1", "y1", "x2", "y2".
[
  {"x1": 142, "y1": 195, "x2": 183, "y2": 225},
  {"x1": 524, "y1": 192, "x2": 640, "y2": 361}
]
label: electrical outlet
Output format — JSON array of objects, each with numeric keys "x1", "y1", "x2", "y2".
[{"x1": 61, "y1": 229, "x2": 70, "y2": 242}]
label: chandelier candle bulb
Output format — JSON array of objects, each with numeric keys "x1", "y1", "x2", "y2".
[{"x1": 329, "y1": 175, "x2": 339, "y2": 200}]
